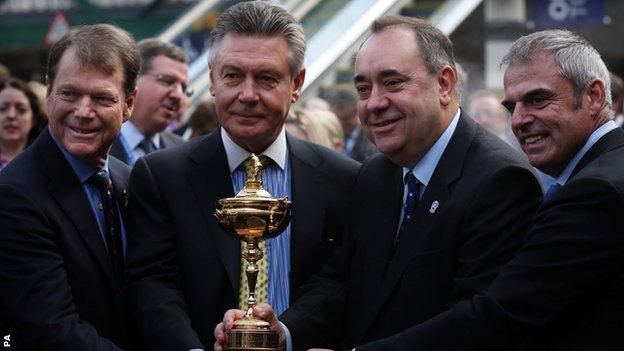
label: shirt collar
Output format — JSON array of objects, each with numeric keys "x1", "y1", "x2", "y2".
[
  {"x1": 48, "y1": 125, "x2": 109, "y2": 183},
  {"x1": 221, "y1": 127, "x2": 287, "y2": 173},
  {"x1": 121, "y1": 121, "x2": 160, "y2": 150},
  {"x1": 553, "y1": 120, "x2": 617, "y2": 186},
  {"x1": 403, "y1": 108, "x2": 461, "y2": 187}
]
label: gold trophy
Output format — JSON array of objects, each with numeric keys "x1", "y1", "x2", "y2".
[{"x1": 214, "y1": 154, "x2": 291, "y2": 350}]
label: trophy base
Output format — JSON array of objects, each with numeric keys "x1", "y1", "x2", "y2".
[{"x1": 226, "y1": 317, "x2": 279, "y2": 351}]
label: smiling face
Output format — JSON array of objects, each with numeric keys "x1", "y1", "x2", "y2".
[
  {"x1": 209, "y1": 33, "x2": 305, "y2": 153},
  {"x1": 0, "y1": 86, "x2": 33, "y2": 146},
  {"x1": 503, "y1": 51, "x2": 605, "y2": 176},
  {"x1": 354, "y1": 26, "x2": 456, "y2": 166},
  {"x1": 46, "y1": 47, "x2": 135, "y2": 168},
  {"x1": 132, "y1": 55, "x2": 188, "y2": 136}
]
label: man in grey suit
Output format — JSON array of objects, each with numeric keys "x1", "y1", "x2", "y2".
[
  {"x1": 215, "y1": 15, "x2": 543, "y2": 351},
  {"x1": 124, "y1": 2, "x2": 359, "y2": 350},
  {"x1": 110, "y1": 38, "x2": 187, "y2": 165}
]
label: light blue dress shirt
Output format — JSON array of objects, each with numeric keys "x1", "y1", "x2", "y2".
[
  {"x1": 50, "y1": 126, "x2": 127, "y2": 255},
  {"x1": 118, "y1": 121, "x2": 161, "y2": 166},
  {"x1": 222, "y1": 128, "x2": 292, "y2": 316}
]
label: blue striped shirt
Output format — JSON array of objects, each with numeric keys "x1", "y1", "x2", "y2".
[{"x1": 222, "y1": 128, "x2": 292, "y2": 316}]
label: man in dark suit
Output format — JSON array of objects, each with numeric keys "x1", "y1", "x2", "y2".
[
  {"x1": 110, "y1": 38, "x2": 187, "y2": 166},
  {"x1": 215, "y1": 15, "x2": 542, "y2": 351},
  {"x1": 329, "y1": 29, "x2": 624, "y2": 351},
  {"x1": 124, "y1": 2, "x2": 359, "y2": 350},
  {"x1": 327, "y1": 88, "x2": 378, "y2": 162},
  {"x1": 0, "y1": 24, "x2": 139, "y2": 350}
]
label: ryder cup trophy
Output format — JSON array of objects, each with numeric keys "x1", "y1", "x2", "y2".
[{"x1": 214, "y1": 154, "x2": 291, "y2": 350}]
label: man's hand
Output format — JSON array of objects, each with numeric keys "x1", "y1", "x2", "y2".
[{"x1": 214, "y1": 304, "x2": 286, "y2": 351}]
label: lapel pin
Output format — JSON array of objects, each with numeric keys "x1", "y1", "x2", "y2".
[
  {"x1": 123, "y1": 189, "x2": 129, "y2": 208},
  {"x1": 429, "y1": 200, "x2": 439, "y2": 214}
]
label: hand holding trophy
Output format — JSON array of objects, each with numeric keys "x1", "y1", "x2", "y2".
[{"x1": 214, "y1": 154, "x2": 291, "y2": 350}]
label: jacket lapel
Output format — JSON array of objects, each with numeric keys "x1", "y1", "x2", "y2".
[
  {"x1": 186, "y1": 130, "x2": 240, "y2": 294},
  {"x1": 357, "y1": 113, "x2": 476, "y2": 339},
  {"x1": 37, "y1": 129, "x2": 118, "y2": 292},
  {"x1": 570, "y1": 127, "x2": 624, "y2": 179}
]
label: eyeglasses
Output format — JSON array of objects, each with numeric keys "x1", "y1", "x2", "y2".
[{"x1": 145, "y1": 73, "x2": 194, "y2": 97}]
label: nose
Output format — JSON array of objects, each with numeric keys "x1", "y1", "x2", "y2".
[
  {"x1": 74, "y1": 96, "x2": 95, "y2": 118},
  {"x1": 238, "y1": 78, "x2": 259, "y2": 105},
  {"x1": 510, "y1": 103, "x2": 532, "y2": 130},
  {"x1": 2, "y1": 105, "x2": 17, "y2": 120},
  {"x1": 168, "y1": 83, "x2": 184, "y2": 100},
  {"x1": 366, "y1": 86, "x2": 389, "y2": 112}
]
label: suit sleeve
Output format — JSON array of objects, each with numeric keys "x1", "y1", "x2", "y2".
[
  {"x1": 0, "y1": 185, "x2": 125, "y2": 351},
  {"x1": 280, "y1": 161, "x2": 362, "y2": 351},
  {"x1": 357, "y1": 176, "x2": 624, "y2": 350},
  {"x1": 124, "y1": 158, "x2": 203, "y2": 350}
]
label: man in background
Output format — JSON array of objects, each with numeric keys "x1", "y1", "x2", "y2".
[
  {"x1": 110, "y1": 38, "x2": 188, "y2": 165},
  {"x1": 327, "y1": 87, "x2": 377, "y2": 162}
]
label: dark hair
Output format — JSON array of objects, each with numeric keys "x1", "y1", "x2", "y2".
[
  {"x1": 137, "y1": 38, "x2": 187, "y2": 75},
  {"x1": 46, "y1": 24, "x2": 140, "y2": 98},
  {"x1": 0, "y1": 78, "x2": 47, "y2": 145},
  {"x1": 370, "y1": 15, "x2": 457, "y2": 75},
  {"x1": 209, "y1": 0, "x2": 306, "y2": 77}
]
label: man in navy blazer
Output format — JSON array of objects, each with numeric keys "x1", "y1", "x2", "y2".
[
  {"x1": 340, "y1": 29, "x2": 624, "y2": 351},
  {"x1": 215, "y1": 15, "x2": 542, "y2": 351},
  {"x1": 0, "y1": 24, "x2": 139, "y2": 350}
]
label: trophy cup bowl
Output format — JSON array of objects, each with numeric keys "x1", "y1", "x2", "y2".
[{"x1": 214, "y1": 154, "x2": 291, "y2": 351}]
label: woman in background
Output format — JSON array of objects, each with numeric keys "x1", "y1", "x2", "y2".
[{"x1": 0, "y1": 78, "x2": 47, "y2": 170}]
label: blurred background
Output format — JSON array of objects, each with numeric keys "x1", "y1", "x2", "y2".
[{"x1": 1, "y1": 0, "x2": 622, "y2": 115}]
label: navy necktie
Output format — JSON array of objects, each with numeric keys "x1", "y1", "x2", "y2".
[
  {"x1": 88, "y1": 170, "x2": 124, "y2": 290},
  {"x1": 395, "y1": 172, "x2": 420, "y2": 249},
  {"x1": 138, "y1": 137, "x2": 157, "y2": 155},
  {"x1": 543, "y1": 182, "x2": 562, "y2": 201}
]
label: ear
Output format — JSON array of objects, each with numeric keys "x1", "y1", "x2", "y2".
[
  {"x1": 586, "y1": 78, "x2": 606, "y2": 118},
  {"x1": 209, "y1": 67, "x2": 216, "y2": 97},
  {"x1": 44, "y1": 75, "x2": 52, "y2": 99},
  {"x1": 437, "y1": 65, "x2": 456, "y2": 106},
  {"x1": 123, "y1": 88, "x2": 138, "y2": 123},
  {"x1": 291, "y1": 68, "x2": 306, "y2": 103}
]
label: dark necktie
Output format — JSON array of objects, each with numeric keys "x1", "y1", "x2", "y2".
[
  {"x1": 395, "y1": 171, "x2": 420, "y2": 249},
  {"x1": 138, "y1": 137, "x2": 157, "y2": 155},
  {"x1": 543, "y1": 182, "x2": 562, "y2": 201},
  {"x1": 88, "y1": 170, "x2": 124, "y2": 289}
]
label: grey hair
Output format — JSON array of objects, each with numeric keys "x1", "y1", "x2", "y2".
[
  {"x1": 501, "y1": 29, "x2": 611, "y2": 108},
  {"x1": 208, "y1": 1, "x2": 306, "y2": 78}
]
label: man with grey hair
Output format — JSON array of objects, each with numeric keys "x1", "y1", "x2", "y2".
[
  {"x1": 216, "y1": 15, "x2": 542, "y2": 351},
  {"x1": 110, "y1": 38, "x2": 188, "y2": 166},
  {"x1": 317, "y1": 29, "x2": 624, "y2": 350},
  {"x1": 124, "y1": 1, "x2": 359, "y2": 350}
]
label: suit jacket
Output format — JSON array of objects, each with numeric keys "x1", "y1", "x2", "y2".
[
  {"x1": 110, "y1": 130, "x2": 185, "y2": 165},
  {"x1": 124, "y1": 129, "x2": 360, "y2": 350},
  {"x1": 362, "y1": 127, "x2": 624, "y2": 351},
  {"x1": 0, "y1": 129, "x2": 132, "y2": 350},
  {"x1": 280, "y1": 114, "x2": 543, "y2": 350}
]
